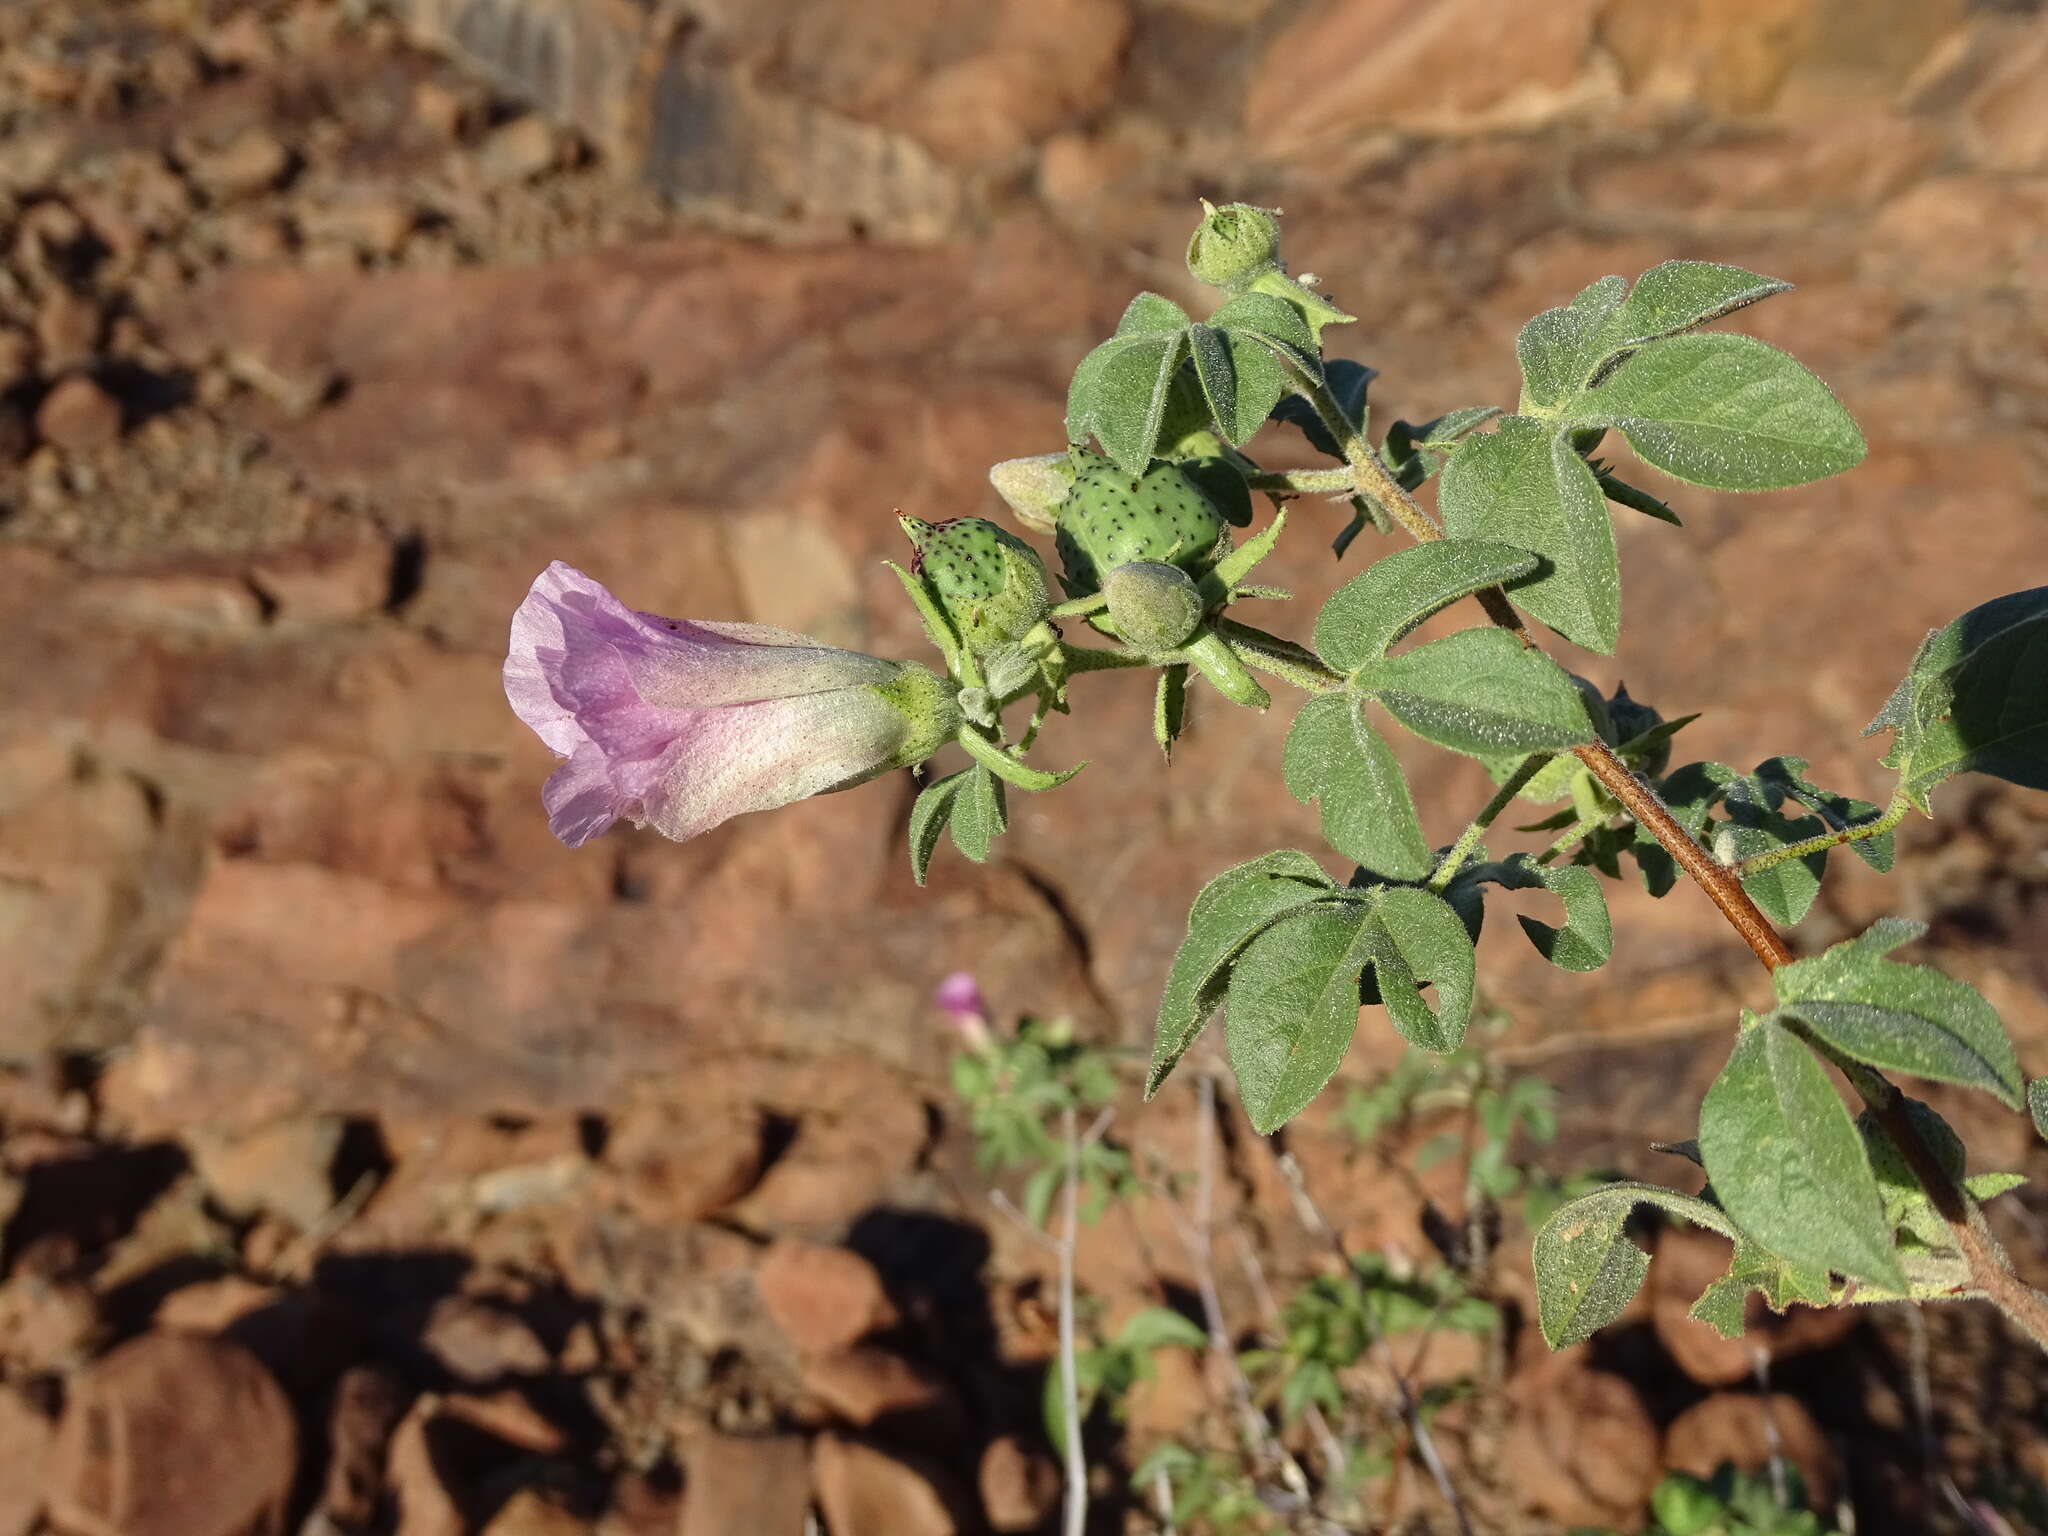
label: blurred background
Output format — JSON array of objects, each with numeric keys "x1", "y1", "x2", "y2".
[{"x1": 4, "y1": 0, "x2": 2048, "y2": 1531}]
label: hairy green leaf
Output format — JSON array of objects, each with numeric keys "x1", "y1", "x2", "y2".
[
  {"x1": 1364, "y1": 885, "x2": 1477, "y2": 1052},
  {"x1": 1148, "y1": 851, "x2": 1340, "y2": 1096},
  {"x1": 1532, "y1": 1181, "x2": 1734, "y2": 1348},
  {"x1": 1066, "y1": 328, "x2": 1187, "y2": 477},
  {"x1": 1699, "y1": 1018, "x2": 1905, "y2": 1291},
  {"x1": 1439, "y1": 415, "x2": 1620, "y2": 652},
  {"x1": 1282, "y1": 694, "x2": 1432, "y2": 880},
  {"x1": 1207, "y1": 290, "x2": 1321, "y2": 376},
  {"x1": 1226, "y1": 905, "x2": 1371, "y2": 1134},
  {"x1": 1774, "y1": 919, "x2": 2022, "y2": 1107},
  {"x1": 1478, "y1": 852, "x2": 1614, "y2": 972},
  {"x1": 1117, "y1": 291, "x2": 1192, "y2": 338},
  {"x1": 908, "y1": 769, "x2": 969, "y2": 885},
  {"x1": 1687, "y1": 1239, "x2": 1832, "y2": 1339},
  {"x1": 1154, "y1": 664, "x2": 1187, "y2": 760},
  {"x1": 2032, "y1": 1079, "x2": 2048, "y2": 1143},
  {"x1": 1869, "y1": 587, "x2": 2048, "y2": 809},
  {"x1": 949, "y1": 765, "x2": 1007, "y2": 864},
  {"x1": 1595, "y1": 260, "x2": 1791, "y2": 364},
  {"x1": 1354, "y1": 628, "x2": 1599, "y2": 758},
  {"x1": 1582, "y1": 333, "x2": 1865, "y2": 491},
  {"x1": 1314, "y1": 538, "x2": 1540, "y2": 673},
  {"x1": 1189, "y1": 321, "x2": 1291, "y2": 447},
  {"x1": 1516, "y1": 275, "x2": 1627, "y2": 412}
]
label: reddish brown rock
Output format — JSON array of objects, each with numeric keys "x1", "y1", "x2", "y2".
[
  {"x1": 977, "y1": 1435, "x2": 1060, "y2": 1533},
  {"x1": 185, "y1": 1115, "x2": 344, "y2": 1229},
  {"x1": 1664, "y1": 1391, "x2": 1841, "y2": 1513},
  {"x1": 481, "y1": 1489, "x2": 592, "y2": 1536},
  {"x1": 34, "y1": 374, "x2": 121, "y2": 451},
  {"x1": 419, "y1": 1295, "x2": 553, "y2": 1383},
  {"x1": 1500, "y1": 1358, "x2": 1661, "y2": 1531},
  {"x1": 186, "y1": 130, "x2": 293, "y2": 202},
  {"x1": 0, "y1": 1385, "x2": 54, "y2": 1536},
  {"x1": 604, "y1": 1101, "x2": 763, "y2": 1225},
  {"x1": 34, "y1": 289, "x2": 100, "y2": 374},
  {"x1": 385, "y1": 1398, "x2": 467, "y2": 1536},
  {"x1": 799, "y1": 1346, "x2": 948, "y2": 1426},
  {"x1": 44, "y1": 1333, "x2": 297, "y2": 1536},
  {"x1": 811, "y1": 1434, "x2": 966, "y2": 1536},
  {"x1": 680, "y1": 1433, "x2": 811, "y2": 1536},
  {"x1": 755, "y1": 1239, "x2": 895, "y2": 1358}
]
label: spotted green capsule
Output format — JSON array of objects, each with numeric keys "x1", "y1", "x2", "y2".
[
  {"x1": 1053, "y1": 457, "x2": 1230, "y2": 598},
  {"x1": 899, "y1": 515, "x2": 1052, "y2": 655}
]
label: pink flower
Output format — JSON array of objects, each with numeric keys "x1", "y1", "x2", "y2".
[
  {"x1": 505, "y1": 562, "x2": 957, "y2": 847},
  {"x1": 935, "y1": 971, "x2": 993, "y2": 1050}
]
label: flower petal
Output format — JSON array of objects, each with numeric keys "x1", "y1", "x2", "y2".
[{"x1": 641, "y1": 688, "x2": 910, "y2": 841}]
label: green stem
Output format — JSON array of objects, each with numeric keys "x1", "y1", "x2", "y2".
[
  {"x1": 1290, "y1": 364, "x2": 1444, "y2": 545},
  {"x1": 1245, "y1": 466, "x2": 1357, "y2": 497},
  {"x1": 1057, "y1": 642, "x2": 1156, "y2": 675},
  {"x1": 1427, "y1": 755, "x2": 1554, "y2": 892},
  {"x1": 1536, "y1": 814, "x2": 1607, "y2": 866},
  {"x1": 1736, "y1": 790, "x2": 1912, "y2": 877}
]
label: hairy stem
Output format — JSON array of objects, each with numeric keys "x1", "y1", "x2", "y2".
[
  {"x1": 1737, "y1": 789, "x2": 1912, "y2": 876},
  {"x1": 1429, "y1": 754, "x2": 1555, "y2": 891},
  {"x1": 1246, "y1": 465, "x2": 1357, "y2": 497},
  {"x1": 1277, "y1": 362, "x2": 2048, "y2": 1348}
]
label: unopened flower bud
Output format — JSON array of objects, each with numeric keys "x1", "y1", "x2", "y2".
[
  {"x1": 987, "y1": 454, "x2": 1072, "y2": 534},
  {"x1": 1103, "y1": 561, "x2": 1205, "y2": 652},
  {"x1": 1186, "y1": 200, "x2": 1283, "y2": 292}
]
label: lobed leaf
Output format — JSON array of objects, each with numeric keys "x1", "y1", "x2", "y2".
[
  {"x1": 1354, "y1": 628, "x2": 1599, "y2": 758},
  {"x1": 1594, "y1": 260, "x2": 1791, "y2": 366},
  {"x1": 1773, "y1": 919, "x2": 2022, "y2": 1107},
  {"x1": 1532, "y1": 1181, "x2": 1734, "y2": 1348},
  {"x1": 1516, "y1": 275, "x2": 1627, "y2": 412},
  {"x1": 1477, "y1": 852, "x2": 1614, "y2": 972},
  {"x1": 1189, "y1": 322, "x2": 1291, "y2": 447},
  {"x1": 1281, "y1": 694, "x2": 1432, "y2": 880},
  {"x1": 1226, "y1": 905, "x2": 1373, "y2": 1134},
  {"x1": 1580, "y1": 333, "x2": 1866, "y2": 492},
  {"x1": 1363, "y1": 885, "x2": 1477, "y2": 1053},
  {"x1": 1313, "y1": 538, "x2": 1540, "y2": 674},
  {"x1": 1147, "y1": 852, "x2": 1340, "y2": 1096},
  {"x1": 1438, "y1": 415, "x2": 1620, "y2": 652},
  {"x1": 1698, "y1": 1017, "x2": 1905, "y2": 1291}
]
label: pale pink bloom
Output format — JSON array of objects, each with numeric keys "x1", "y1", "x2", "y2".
[
  {"x1": 506, "y1": 562, "x2": 951, "y2": 847},
  {"x1": 936, "y1": 971, "x2": 993, "y2": 1049}
]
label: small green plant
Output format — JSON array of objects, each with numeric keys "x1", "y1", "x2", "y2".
[
  {"x1": 1133, "y1": 1442, "x2": 1279, "y2": 1533},
  {"x1": 1607, "y1": 1466, "x2": 1833, "y2": 1536},
  {"x1": 1044, "y1": 1305, "x2": 1207, "y2": 1454},
  {"x1": 1239, "y1": 1254, "x2": 1493, "y2": 1425}
]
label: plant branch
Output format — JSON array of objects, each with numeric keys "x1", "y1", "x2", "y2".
[
  {"x1": 1246, "y1": 466, "x2": 1357, "y2": 497},
  {"x1": 1428, "y1": 753, "x2": 1554, "y2": 891},
  {"x1": 1737, "y1": 789, "x2": 1912, "y2": 876},
  {"x1": 1058, "y1": 1104, "x2": 1088, "y2": 1536},
  {"x1": 1278, "y1": 364, "x2": 2048, "y2": 1351}
]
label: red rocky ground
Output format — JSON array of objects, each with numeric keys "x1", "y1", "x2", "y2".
[{"x1": 5, "y1": 0, "x2": 2048, "y2": 1531}]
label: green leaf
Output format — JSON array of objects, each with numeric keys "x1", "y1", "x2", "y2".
[
  {"x1": 1226, "y1": 905, "x2": 1372, "y2": 1134},
  {"x1": 1313, "y1": 538, "x2": 1540, "y2": 674},
  {"x1": 1478, "y1": 852, "x2": 1614, "y2": 972},
  {"x1": 948, "y1": 765, "x2": 1007, "y2": 863},
  {"x1": 1416, "y1": 406, "x2": 1504, "y2": 447},
  {"x1": 1206, "y1": 290, "x2": 1321, "y2": 376},
  {"x1": 1595, "y1": 260, "x2": 1790, "y2": 364},
  {"x1": 1580, "y1": 333, "x2": 1865, "y2": 491},
  {"x1": 1698, "y1": 1017, "x2": 1905, "y2": 1291},
  {"x1": 1188, "y1": 322, "x2": 1291, "y2": 447},
  {"x1": 1281, "y1": 694, "x2": 1432, "y2": 880},
  {"x1": 1516, "y1": 275, "x2": 1627, "y2": 412},
  {"x1": 1364, "y1": 886, "x2": 1476, "y2": 1052},
  {"x1": 1066, "y1": 298, "x2": 1191, "y2": 477},
  {"x1": 1688, "y1": 1239, "x2": 1832, "y2": 1339},
  {"x1": 1112, "y1": 1306, "x2": 1208, "y2": 1355},
  {"x1": 1354, "y1": 628, "x2": 1598, "y2": 758},
  {"x1": 908, "y1": 769, "x2": 969, "y2": 885},
  {"x1": 1117, "y1": 291, "x2": 1192, "y2": 338},
  {"x1": 1773, "y1": 918, "x2": 2022, "y2": 1108},
  {"x1": 1531, "y1": 1181, "x2": 1733, "y2": 1348},
  {"x1": 2031, "y1": 1079, "x2": 2048, "y2": 1142},
  {"x1": 1593, "y1": 465, "x2": 1681, "y2": 525},
  {"x1": 1438, "y1": 415, "x2": 1620, "y2": 652},
  {"x1": 1721, "y1": 810, "x2": 1828, "y2": 926},
  {"x1": 1147, "y1": 851, "x2": 1340, "y2": 1096},
  {"x1": 1868, "y1": 587, "x2": 2048, "y2": 808}
]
